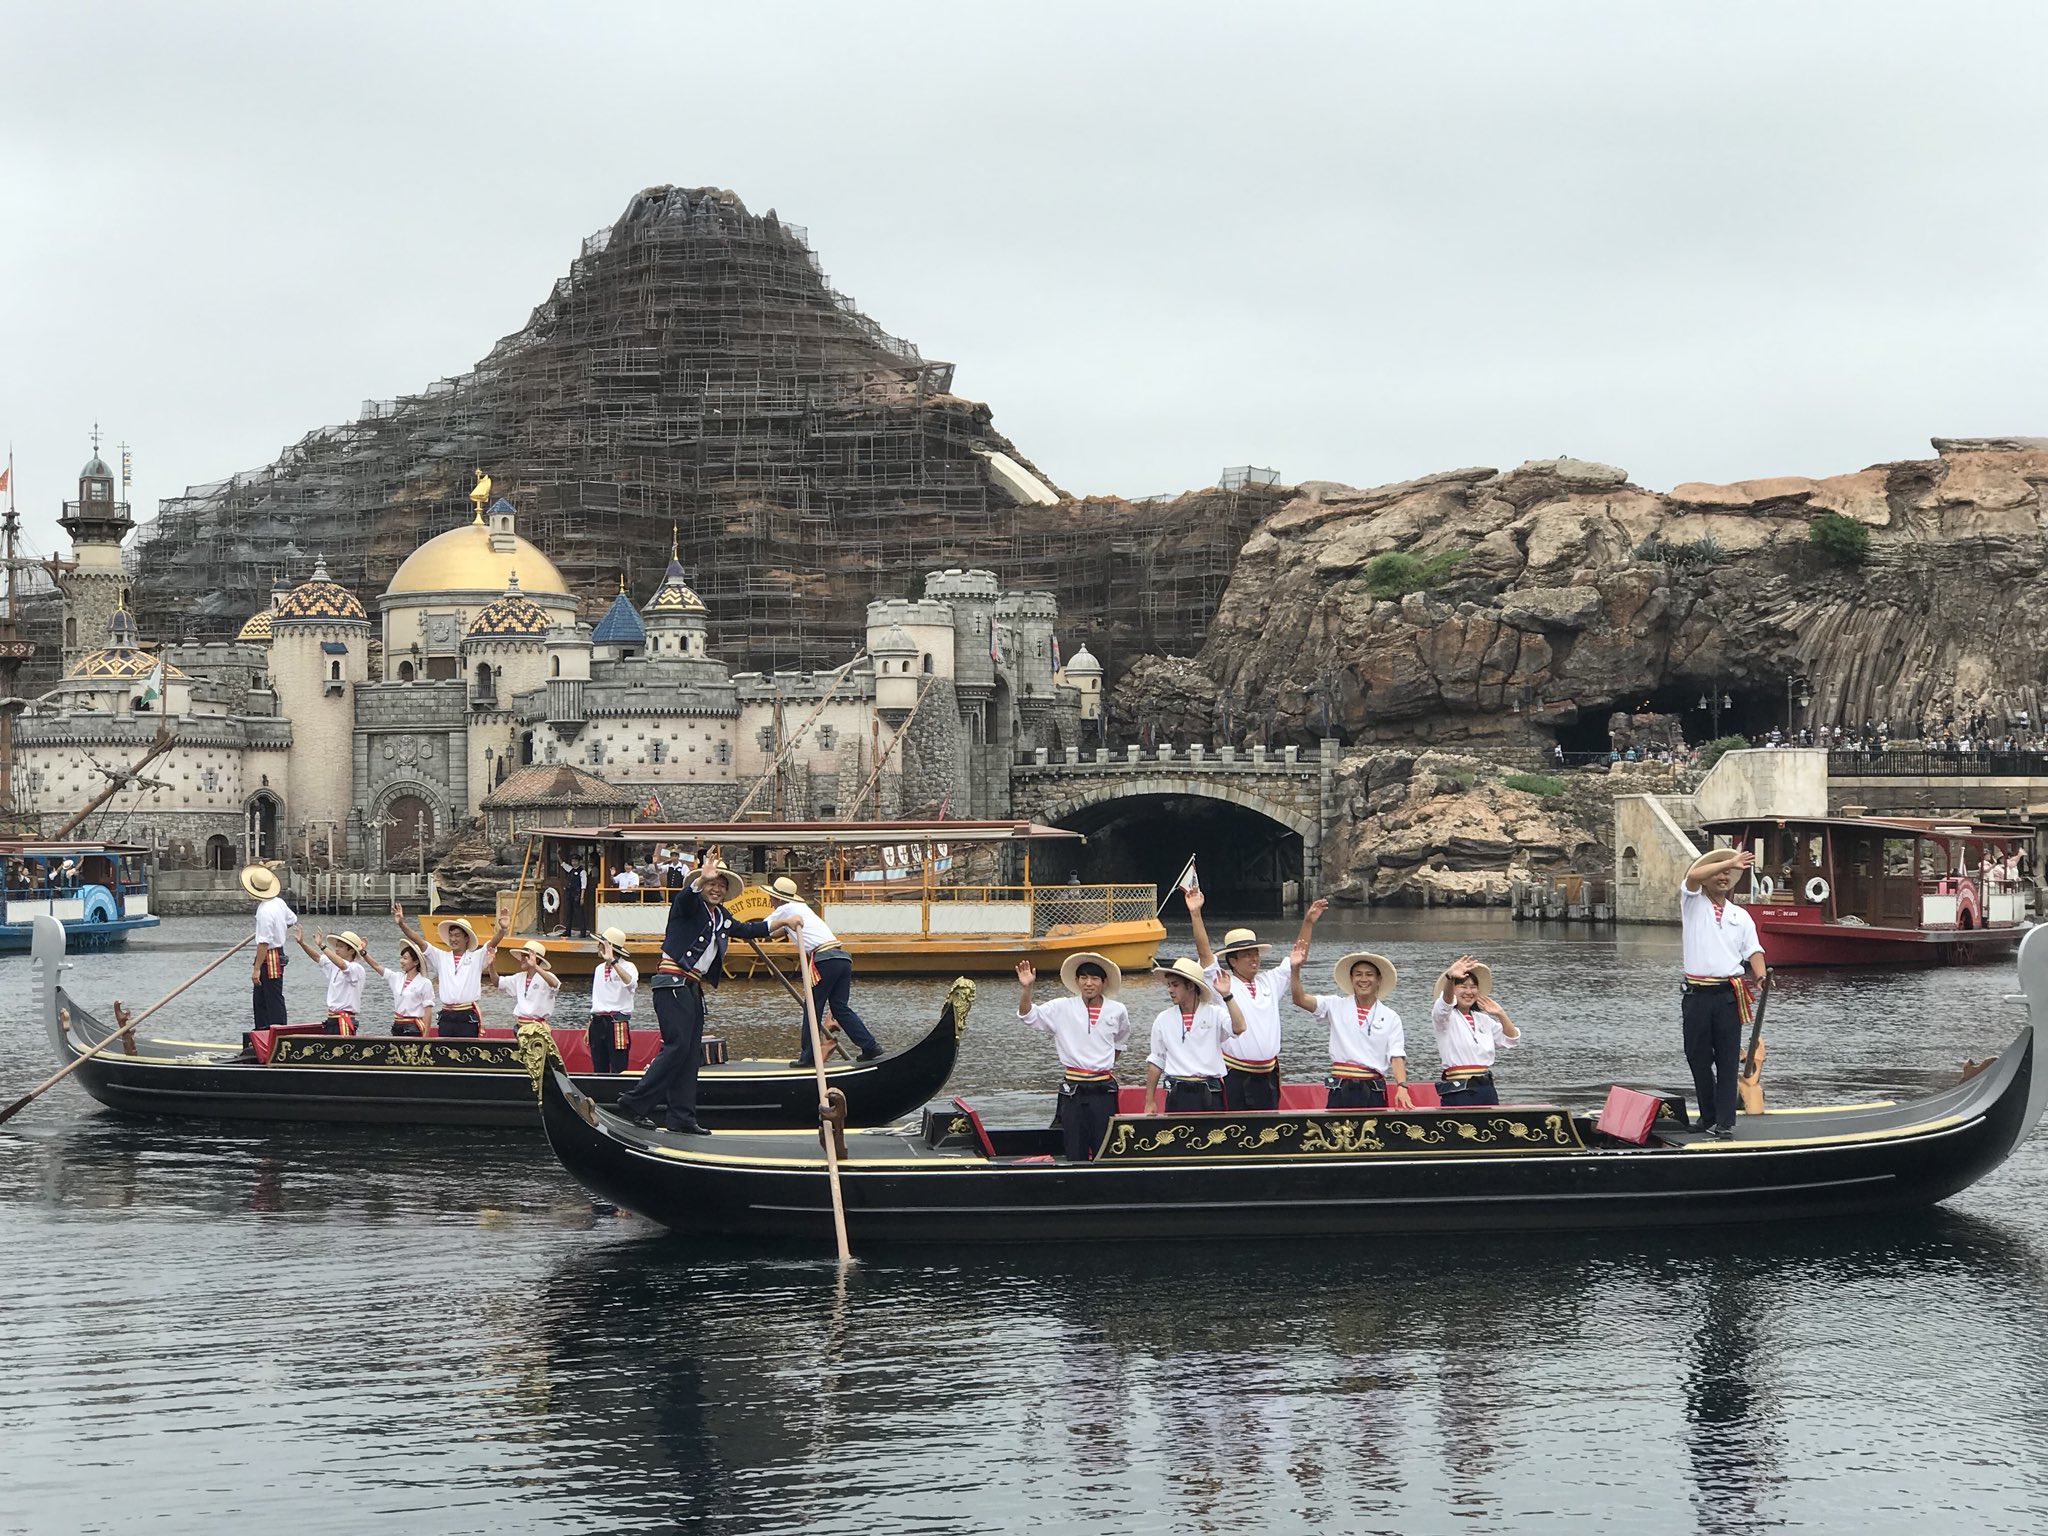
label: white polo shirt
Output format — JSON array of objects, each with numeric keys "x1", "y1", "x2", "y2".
[
  {"x1": 1430, "y1": 997, "x2": 1518, "y2": 1070},
  {"x1": 254, "y1": 896, "x2": 297, "y2": 950},
  {"x1": 591, "y1": 958, "x2": 639, "y2": 1015},
  {"x1": 1679, "y1": 880, "x2": 1763, "y2": 978},
  {"x1": 1145, "y1": 1003, "x2": 1235, "y2": 1079},
  {"x1": 384, "y1": 969, "x2": 435, "y2": 1023},
  {"x1": 1310, "y1": 995, "x2": 1406, "y2": 1075},
  {"x1": 1019, "y1": 994, "x2": 1132, "y2": 1076},
  {"x1": 498, "y1": 969, "x2": 560, "y2": 1021},
  {"x1": 770, "y1": 899, "x2": 841, "y2": 956},
  {"x1": 317, "y1": 954, "x2": 365, "y2": 1016},
  {"x1": 1202, "y1": 954, "x2": 1293, "y2": 1069},
  {"x1": 430, "y1": 944, "x2": 495, "y2": 1008}
]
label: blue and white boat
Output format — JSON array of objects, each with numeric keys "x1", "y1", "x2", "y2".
[{"x1": 0, "y1": 842, "x2": 158, "y2": 951}]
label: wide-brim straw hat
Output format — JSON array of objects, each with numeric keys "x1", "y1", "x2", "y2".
[
  {"x1": 333, "y1": 930, "x2": 366, "y2": 956},
  {"x1": 1154, "y1": 955, "x2": 1219, "y2": 1007},
  {"x1": 1059, "y1": 950, "x2": 1122, "y2": 998},
  {"x1": 439, "y1": 916, "x2": 477, "y2": 946},
  {"x1": 397, "y1": 937, "x2": 424, "y2": 966},
  {"x1": 598, "y1": 925, "x2": 629, "y2": 952},
  {"x1": 1686, "y1": 851, "x2": 1736, "y2": 883},
  {"x1": 240, "y1": 864, "x2": 281, "y2": 901},
  {"x1": 1333, "y1": 951, "x2": 1397, "y2": 996},
  {"x1": 770, "y1": 875, "x2": 801, "y2": 899},
  {"x1": 517, "y1": 939, "x2": 549, "y2": 961},
  {"x1": 694, "y1": 860, "x2": 740, "y2": 892},
  {"x1": 1216, "y1": 927, "x2": 1269, "y2": 959},
  {"x1": 1437, "y1": 961, "x2": 1493, "y2": 998}
]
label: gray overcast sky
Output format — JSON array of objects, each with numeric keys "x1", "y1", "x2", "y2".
[{"x1": 4, "y1": 0, "x2": 2046, "y2": 563}]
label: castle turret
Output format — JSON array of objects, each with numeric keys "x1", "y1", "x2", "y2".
[
  {"x1": 1061, "y1": 643, "x2": 1103, "y2": 722},
  {"x1": 270, "y1": 556, "x2": 370, "y2": 841},
  {"x1": 53, "y1": 439, "x2": 135, "y2": 673}
]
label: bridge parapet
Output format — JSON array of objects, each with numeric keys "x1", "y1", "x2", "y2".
[{"x1": 1014, "y1": 739, "x2": 1337, "y2": 776}]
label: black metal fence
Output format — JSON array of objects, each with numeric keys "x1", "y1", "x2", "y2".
[{"x1": 1829, "y1": 749, "x2": 2048, "y2": 778}]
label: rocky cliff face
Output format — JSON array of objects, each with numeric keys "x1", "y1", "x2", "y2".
[
  {"x1": 1119, "y1": 438, "x2": 2048, "y2": 750},
  {"x1": 1111, "y1": 437, "x2": 2048, "y2": 903}
]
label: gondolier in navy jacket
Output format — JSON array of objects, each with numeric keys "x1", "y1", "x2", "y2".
[{"x1": 615, "y1": 848, "x2": 771, "y2": 1135}]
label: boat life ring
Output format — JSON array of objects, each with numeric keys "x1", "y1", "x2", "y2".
[
  {"x1": 540, "y1": 886, "x2": 561, "y2": 915},
  {"x1": 1805, "y1": 876, "x2": 1830, "y2": 903},
  {"x1": 1756, "y1": 876, "x2": 1774, "y2": 898}
]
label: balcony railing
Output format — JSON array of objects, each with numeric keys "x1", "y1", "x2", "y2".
[{"x1": 1829, "y1": 749, "x2": 2048, "y2": 778}]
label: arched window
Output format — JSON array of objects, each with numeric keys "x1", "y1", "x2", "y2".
[
  {"x1": 922, "y1": 653, "x2": 934, "y2": 674},
  {"x1": 329, "y1": 660, "x2": 342, "y2": 681},
  {"x1": 64, "y1": 617, "x2": 76, "y2": 649},
  {"x1": 474, "y1": 662, "x2": 494, "y2": 694},
  {"x1": 397, "y1": 661, "x2": 415, "y2": 682},
  {"x1": 550, "y1": 655, "x2": 560, "y2": 678}
]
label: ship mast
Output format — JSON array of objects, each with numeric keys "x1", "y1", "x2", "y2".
[{"x1": 0, "y1": 451, "x2": 35, "y2": 824}]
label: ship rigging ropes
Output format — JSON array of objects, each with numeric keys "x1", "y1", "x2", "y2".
[{"x1": 729, "y1": 654, "x2": 865, "y2": 820}]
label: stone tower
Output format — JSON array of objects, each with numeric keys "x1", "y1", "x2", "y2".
[{"x1": 53, "y1": 440, "x2": 134, "y2": 675}]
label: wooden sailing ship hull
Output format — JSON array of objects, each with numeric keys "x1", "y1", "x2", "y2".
[
  {"x1": 34, "y1": 917, "x2": 969, "y2": 1129},
  {"x1": 537, "y1": 925, "x2": 2048, "y2": 1247}
]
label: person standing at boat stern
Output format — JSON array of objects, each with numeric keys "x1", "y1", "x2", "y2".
[
  {"x1": 1290, "y1": 944, "x2": 1411, "y2": 1109},
  {"x1": 392, "y1": 906, "x2": 506, "y2": 1038},
  {"x1": 615, "y1": 851, "x2": 771, "y2": 1135},
  {"x1": 243, "y1": 864, "x2": 297, "y2": 1030},
  {"x1": 769, "y1": 875, "x2": 885, "y2": 1066},
  {"x1": 1187, "y1": 887, "x2": 1328, "y2": 1111},
  {"x1": 1143, "y1": 957, "x2": 1246, "y2": 1114},
  {"x1": 1016, "y1": 952, "x2": 1131, "y2": 1161},
  {"x1": 293, "y1": 927, "x2": 368, "y2": 1035},
  {"x1": 588, "y1": 927, "x2": 640, "y2": 1074},
  {"x1": 1681, "y1": 848, "x2": 1767, "y2": 1138},
  {"x1": 498, "y1": 939, "x2": 561, "y2": 1037},
  {"x1": 1431, "y1": 955, "x2": 1518, "y2": 1107}
]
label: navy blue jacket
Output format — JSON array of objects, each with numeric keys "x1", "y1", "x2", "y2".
[{"x1": 658, "y1": 884, "x2": 771, "y2": 986}]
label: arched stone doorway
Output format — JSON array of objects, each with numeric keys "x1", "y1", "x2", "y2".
[
  {"x1": 1033, "y1": 784, "x2": 1315, "y2": 916},
  {"x1": 205, "y1": 835, "x2": 236, "y2": 870},
  {"x1": 382, "y1": 794, "x2": 434, "y2": 867},
  {"x1": 246, "y1": 792, "x2": 282, "y2": 860}
]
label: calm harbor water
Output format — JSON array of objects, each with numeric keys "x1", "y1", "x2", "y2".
[{"x1": 3, "y1": 909, "x2": 2046, "y2": 1535}]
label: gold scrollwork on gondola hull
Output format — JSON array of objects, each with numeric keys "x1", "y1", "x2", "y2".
[
  {"x1": 945, "y1": 977, "x2": 976, "y2": 1041},
  {"x1": 1098, "y1": 1108, "x2": 1584, "y2": 1161},
  {"x1": 269, "y1": 1037, "x2": 525, "y2": 1070}
]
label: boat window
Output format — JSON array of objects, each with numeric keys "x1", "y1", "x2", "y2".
[
  {"x1": 1804, "y1": 834, "x2": 1824, "y2": 867},
  {"x1": 1924, "y1": 842, "x2": 1952, "y2": 879},
  {"x1": 1882, "y1": 838, "x2": 1915, "y2": 877}
]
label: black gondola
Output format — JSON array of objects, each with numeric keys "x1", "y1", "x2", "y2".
[
  {"x1": 33, "y1": 916, "x2": 969, "y2": 1129},
  {"x1": 537, "y1": 927, "x2": 2048, "y2": 1247}
]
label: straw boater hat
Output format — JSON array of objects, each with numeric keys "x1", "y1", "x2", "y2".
[
  {"x1": 517, "y1": 938, "x2": 549, "y2": 961},
  {"x1": 1686, "y1": 850, "x2": 1737, "y2": 884},
  {"x1": 239, "y1": 863, "x2": 281, "y2": 901},
  {"x1": 332, "y1": 931, "x2": 366, "y2": 957},
  {"x1": 1215, "y1": 927, "x2": 1269, "y2": 962},
  {"x1": 694, "y1": 859, "x2": 739, "y2": 892},
  {"x1": 1058, "y1": 950, "x2": 1122, "y2": 998},
  {"x1": 396, "y1": 937, "x2": 424, "y2": 967},
  {"x1": 1154, "y1": 955, "x2": 1219, "y2": 1007},
  {"x1": 438, "y1": 916, "x2": 477, "y2": 947},
  {"x1": 770, "y1": 876, "x2": 803, "y2": 900},
  {"x1": 597, "y1": 925, "x2": 629, "y2": 955},
  {"x1": 1437, "y1": 961, "x2": 1493, "y2": 999},
  {"x1": 1332, "y1": 951, "x2": 1398, "y2": 996}
]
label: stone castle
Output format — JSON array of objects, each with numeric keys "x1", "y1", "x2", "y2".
[{"x1": 18, "y1": 455, "x2": 1101, "y2": 867}]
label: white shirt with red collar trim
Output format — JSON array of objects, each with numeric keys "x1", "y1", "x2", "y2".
[
  {"x1": 1679, "y1": 880, "x2": 1763, "y2": 977},
  {"x1": 1201, "y1": 954, "x2": 1293, "y2": 1067},
  {"x1": 1309, "y1": 996, "x2": 1405, "y2": 1074},
  {"x1": 1019, "y1": 994, "x2": 1131, "y2": 1076},
  {"x1": 1145, "y1": 1002, "x2": 1235, "y2": 1079},
  {"x1": 1430, "y1": 996, "x2": 1517, "y2": 1070},
  {"x1": 498, "y1": 969, "x2": 561, "y2": 1021}
]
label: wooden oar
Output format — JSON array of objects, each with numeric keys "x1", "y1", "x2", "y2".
[
  {"x1": 0, "y1": 934, "x2": 255, "y2": 1127},
  {"x1": 1736, "y1": 969, "x2": 1773, "y2": 1116},
  {"x1": 743, "y1": 938, "x2": 849, "y2": 1062},
  {"x1": 801, "y1": 967, "x2": 853, "y2": 1262}
]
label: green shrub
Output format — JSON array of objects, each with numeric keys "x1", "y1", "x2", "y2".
[
  {"x1": 1365, "y1": 548, "x2": 1467, "y2": 600},
  {"x1": 1502, "y1": 771, "x2": 1566, "y2": 798},
  {"x1": 1634, "y1": 531, "x2": 1723, "y2": 570},
  {"x1": 1698, "y1": 734, "x2": 1749, "y2": 769},
  {"x1": 1808, "y1": 512, "x2": 1870, "y2": 563}
]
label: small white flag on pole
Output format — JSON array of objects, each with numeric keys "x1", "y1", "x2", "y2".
[{"x1": 1158, "y1": 854, "x2": 1199, "y2": 913}]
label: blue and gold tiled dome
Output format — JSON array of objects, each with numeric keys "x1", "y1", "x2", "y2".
[
  {"x1": 643, "y1": 558, "x2": 706, "y2": 617},
  {"x1": 467, "y1": 571, "x2": 553, "y2": 639},
  {"x1": 71, "y1": 648, "x2": 186, "y2": 682},
  {"x1": 235, "y1": 609, "x2": 275, "y2": 642},
  {"x1": 275, "y1": 557, "x2": 368, "y2": 623}
]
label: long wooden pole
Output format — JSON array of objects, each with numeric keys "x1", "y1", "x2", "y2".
[
  {"x1": 130, "y1": 934, "x2": 257, "y2": 1027},
  {"x1": 743, "y1": 937, "x2": 846, "y2": 1061},
  {"x1": 802, "y1": 961, "x2": 852, "y2": 1262},
  {"x1": 730, "y1": 654, "x2": 864, "y2": 820}
]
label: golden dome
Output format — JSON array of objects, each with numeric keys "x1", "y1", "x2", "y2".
[
  {"x1": 71, "y1": 649, "x2": 188, "y2": 682},
  {"x1": 388, "y1": 518, "x2": 570, "y2": 599},
  {"x1": 276, "y1": 557, "x2": 369, "y2": 623},
  {"x1": 236, "y1": 610, "x2": 275, "y2": 642}
]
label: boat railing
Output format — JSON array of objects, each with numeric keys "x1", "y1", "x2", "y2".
[{"x1": 1029, "y1": 884, "x2": 1160, "y2": 933}]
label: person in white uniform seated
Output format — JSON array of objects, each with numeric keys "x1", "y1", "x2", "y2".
[{"x1": 1015, "y1": 951, "x2": 1132, "y2": 1161}]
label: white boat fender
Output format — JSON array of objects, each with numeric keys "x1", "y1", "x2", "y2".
[
  {"x1": 1756, "y1": 875, "x2": 1775, "y2": 898},
  {"x1": 1805, "y1": 876, "x2": 1830, "y2": 902}
]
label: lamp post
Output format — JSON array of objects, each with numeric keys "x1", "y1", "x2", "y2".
[
  {"x1": 1785, "y1": 674, "x2": 1811, "y2": 737},
  {"x1": 365, "y1": 809, "x2": 396, "y2": 872},
  {"x1": 1696, "y1": 685, "x2": 1731, "y2": 741}
]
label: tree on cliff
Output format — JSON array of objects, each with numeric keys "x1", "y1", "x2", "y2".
[{"x1": 1807, "y1": 512, "x2": 1871, "y2": 563}]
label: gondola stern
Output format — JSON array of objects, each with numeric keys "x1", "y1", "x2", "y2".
[
  {"x1": 33, "y1": 914, "x2": 70, "y2": 1062},
  {"x1": 2012, "y1": 924, "x2": 2048, "y2": 1156}
]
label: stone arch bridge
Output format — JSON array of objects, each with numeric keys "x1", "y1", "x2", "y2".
[{"x1": 1008, "y1": 741, "x2": 1340, "y2": 914}]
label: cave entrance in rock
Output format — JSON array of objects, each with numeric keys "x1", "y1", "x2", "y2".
[
  {"x1": 1036, "y1": 793, "x2": 1305, "y2": 918},
  {"x1": 1552, "y1": 681, "x2": 1801, "y2": 753}
]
